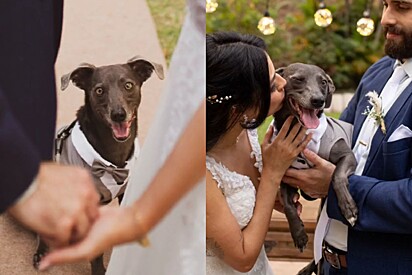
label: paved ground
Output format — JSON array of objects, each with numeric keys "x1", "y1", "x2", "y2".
[{"x1": 0, "y1": 1, "x2": 166, "y2": 274}]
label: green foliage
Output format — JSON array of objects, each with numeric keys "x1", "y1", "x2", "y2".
[
  {"x1": 257, "y1": 117, "x2": 273, "y2": 143},
  {"x1": 207, "y1": 0, "x2": 386, "y2": 90},
  {"x1": 148, "y1": 0, "x2": 186, "y2": 65}
]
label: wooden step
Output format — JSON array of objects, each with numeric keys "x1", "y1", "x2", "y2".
[{"x1": 265, "y1": 199, "x2": 320, "y2": 261}]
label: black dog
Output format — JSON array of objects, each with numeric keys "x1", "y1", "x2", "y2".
[
  {"x1": 271, "y1": 63, "x2": 357, "y2": 273},
  {"x1": 33, "y1": 56, "x2": 164, "y2": 275}
]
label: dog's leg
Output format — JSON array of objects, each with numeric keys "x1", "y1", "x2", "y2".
[
  {"x1": 297, "y1": 259, "x2": 318, "y2": 275},
  {"x1": 329, "y1": 140, "x2": 358, "y2": 226},
  {"x1": 91, "y1": 255, "x2": 106, "y2": 275},
  {"x1": 117, "y1": 193, "x2": 124, "y2": 205},
  {"x1": 33, "y1": 236, "x2": 49, "y2": 269},
  {"x1": 280, "y1": 182, "x2": 308, "y2": 252}
]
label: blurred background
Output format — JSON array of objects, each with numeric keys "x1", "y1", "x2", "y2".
[{"x1": 206, "y1": 0, "x2": 385, "y2": 94}]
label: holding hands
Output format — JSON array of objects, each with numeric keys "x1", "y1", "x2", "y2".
[
  {"x1": 38, "y1": 204, "x2": 143, "y2": 270},
  {"x1": 8, "y1": 162, "x2": 100, "y2": 248}
]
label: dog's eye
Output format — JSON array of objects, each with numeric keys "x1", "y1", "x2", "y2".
[
  {"x1": 95, "y1": 88, "x2": 104, "y2": 95},
  {"x1": 124, "y1": 82, "x2": 134, "y2": 90},
  {"x1": 291, "y1": 76, "x2": 304, "y2": 82},
  {"x1": 321, "y1": 80, "x2": 328, "y2": 86}
]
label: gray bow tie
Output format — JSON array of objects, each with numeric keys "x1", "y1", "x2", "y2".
[{"x1": 91, "y1": 160, "x2": 129, "y2": 183}]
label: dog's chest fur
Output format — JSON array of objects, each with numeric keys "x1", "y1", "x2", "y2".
[
  {"x1": 272, "y1": 116, "x2": 353, "y2": 168},
  {"x1": 55, "y1": 123, "x2": 139, "y2": 204}
]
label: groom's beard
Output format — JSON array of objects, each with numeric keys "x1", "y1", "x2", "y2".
[{"x1": 384, "y1": 25, "x2": 412, "y2": 60}]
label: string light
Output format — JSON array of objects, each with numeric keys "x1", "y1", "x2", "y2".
[
  {"x1": 207, "y1": 0, "x2": 374, "y2": 36},
  {"x1": 357, "y1": 2, "x2": 375, "y2": 36},
  {"x1": 258, "y1": 0, "x2": 276, "y2": 35},
  {"x1": 314, "y1": 1, "x2": 333, "y2": 27},
  {"x1": 206, "y1": 0, "x2": 218, "y2": 13}
]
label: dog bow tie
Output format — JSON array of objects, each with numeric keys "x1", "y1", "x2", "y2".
[{"x1": 91, "y1": 160, "x2": 129, "y2": 183}]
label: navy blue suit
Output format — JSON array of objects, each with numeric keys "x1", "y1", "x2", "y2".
[
  {"x1": 0, "y1": 0, "x2": 63, "y2": 212},
  {"x1": 327, "y1": 56, "x2": 412, "y2": 274}
]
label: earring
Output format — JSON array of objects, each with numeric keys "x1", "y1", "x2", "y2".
[
  {"x1": 243, "y1": 114, "x2": 249, "y2": 124},
  {"x1": 242, "y1": 114, "x2": 256, "y2": 125}
]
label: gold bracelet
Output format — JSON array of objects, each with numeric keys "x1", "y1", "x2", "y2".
[{"x1": 134, "y1": 209, "x2": 150, "y2": 247}]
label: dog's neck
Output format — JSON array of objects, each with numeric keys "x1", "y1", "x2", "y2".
[{"x1": 76, "y1": 106, "x2": 137, "y2": 167}]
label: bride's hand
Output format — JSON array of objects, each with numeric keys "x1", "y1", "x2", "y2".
[
  {"x1": 261, "y1": 116, "x2": 312, "y2": 180},
  {"x1": 38, "y1": 204, "x2": 142, "y2": 270}
]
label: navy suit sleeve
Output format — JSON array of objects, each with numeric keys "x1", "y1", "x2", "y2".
[
  {"x1": 0, "y1": 90, "x2": 41, "y2": 212},
  {"x1": 328, "y1": 56, "x2": 412, "y2": 234},
  {"x1": 0, "y1": 0, "x2": 63, "y2": 213},
  {"x1": 327, "y1": 175, "x2": 412, "y2": 234}
]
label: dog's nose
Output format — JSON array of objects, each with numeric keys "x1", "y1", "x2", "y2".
[
  {"x1": 310, "y1": 97, "x2": 325, "y2": 108},
  {"x1": 111, "y1": 108, "x2": 127, "y2": 122}
]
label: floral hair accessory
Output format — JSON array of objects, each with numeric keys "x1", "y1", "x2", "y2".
[
  {"x1": 206, "y1": 94, "x2": 232, "y2": 104},
  {"x1": 362, "y1": 91, "x2": 386, "y2": 134}
]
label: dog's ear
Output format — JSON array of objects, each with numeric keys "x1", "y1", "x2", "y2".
[
  {"x1": 324, "y1": 73, "x2": 335, "y2": 109},
  {"x1": 275, "y1": 67, "x2": 286, "y2": 77},
  {"x1": 127, "y1": 56, "x2": 164, "y2": 82},
  {"x1": 61, "y1": 63, "x2": 96, "y2": 91}
]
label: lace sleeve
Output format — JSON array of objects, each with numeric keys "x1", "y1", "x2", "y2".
[
  {"x1": 206, "y1": 156, "x2": 224, "y2": 189},
  {"x1": 247, "y1": 129, "x2": 263, "y2": 173}
]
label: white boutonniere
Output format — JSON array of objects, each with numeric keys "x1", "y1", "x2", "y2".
[{"x1": 362, "y1": 91, "x2": 386, "y2": 134}]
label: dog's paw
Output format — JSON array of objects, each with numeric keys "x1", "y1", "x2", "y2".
[
  {"x1": 91, "y1": 257, "x2": 107, "y2": 275},
  {"x1": 339, "y1": 197, "x2": 358, "y2": 227},
  {"x1": 33, "y1": 251, "x2": 47, "y2": 270},
  {"x1": 91, "y1": 267, "x2": 106, "y2": 275},
  {"x1": 292, "y1": 228, "x2": 308, "y2": 252}
]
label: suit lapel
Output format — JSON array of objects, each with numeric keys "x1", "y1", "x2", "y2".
[
  {"x1": 352, "y1": 68, "x2": 393, "y2": 143},
  {"x1": 363, "y1": 81, "x2": 412, "y2": 174}
]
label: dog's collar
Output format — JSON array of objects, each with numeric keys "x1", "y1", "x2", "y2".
[{"x1": 71, "y1": 122, "x2": 139, "y2": 168}]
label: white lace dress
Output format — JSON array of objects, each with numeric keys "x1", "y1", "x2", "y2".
[
  {"x1": 106, "y1": 0, "x2": 205, "y2": 274},
  {"x1": 206, "y1": 129, "x2": 274, "y2": 275}
]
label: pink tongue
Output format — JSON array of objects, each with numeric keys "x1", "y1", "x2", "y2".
[
  {"x1": 112, "y1": 123, "x2": 130, "y2": 139},
  {"x1": 301, "y1": 108, "x2": 320, "y2": 129}
]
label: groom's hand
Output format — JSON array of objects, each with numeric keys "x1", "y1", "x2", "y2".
[
  {"x1": 8, "y1": 162, "x2": 100, "y2": 247},
  {"x1": 38, "y1": 205, "x2": 141, "y2": 270},
  {"x1": 282, "y1": 148, "x2": 335, "y2": 198}
]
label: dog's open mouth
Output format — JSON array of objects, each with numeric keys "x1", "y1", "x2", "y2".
[
  {"x1": 112, "y1": 121, "x2": 132, "y2": 141},
  {"x1": 111, "y1": 113, "x2": 136, "y2": 141},
  {"x1": 289, "y1": 98, "x2": 321, "y2": 129}
]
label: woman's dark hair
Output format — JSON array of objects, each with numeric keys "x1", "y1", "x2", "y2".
[{"x1": 206, "y1": 31, "x2": 271, "y2": 152}]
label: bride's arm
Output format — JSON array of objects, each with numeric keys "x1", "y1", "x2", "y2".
[
  {"x1": 206, "y1": 170, "x2": 279, "y2": 272},
  {"x1": 38, "y1": 102, "x2": 205, "y2": 269},
  {"x1": 206, "y1": 117, "x2": 311, "y2": 272},
  {"x1": 127, "y1": 101, "x2": 205, "y2": 236}
]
